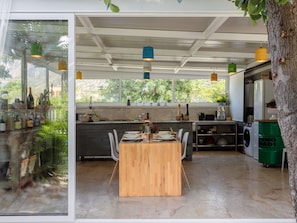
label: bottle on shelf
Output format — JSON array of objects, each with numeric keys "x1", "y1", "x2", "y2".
[
  {"x1": 26, "y1": 111, "x2": 34, "y2": 128},
  {"x1": 0, "y1": 113, "x2": 6, "y2": 132},
  {"x1": 184, "y1": 103, "x2": 189, "y2": 120},
  {"x1": 27, "y1": 87, "x2": 35, "y2": 109},
  {"x1": 145, "y1": 112, "x2": 150, "y2": 122},
  {"x1": 14, "y1": 114, "x2": 21, "y2": 130},
  {"x1": 33, "y1": 113, "x2": 40, "y2": 127},
  {"x1": 176, "y1": 104, "x2": 181, "y2": 120},
  {"x1": 127, "y1": 96, "x2": 131, "y2": 106}
]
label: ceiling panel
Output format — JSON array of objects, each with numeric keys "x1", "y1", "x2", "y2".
[{"x1": 75, "y1": 15, "x2": 269, "y2": 79}]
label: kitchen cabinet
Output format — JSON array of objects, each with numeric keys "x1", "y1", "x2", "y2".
[
  {"x1": 76, "y1": 121, "x2": 193, "y2": 161},
  {"x1": 195, "y1": 121, "x2": 239, "y2": 151}
]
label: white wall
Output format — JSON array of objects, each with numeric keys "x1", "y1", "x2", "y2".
[{"x1": 229, "y1": 71, "x2": 244, "y2": 122}]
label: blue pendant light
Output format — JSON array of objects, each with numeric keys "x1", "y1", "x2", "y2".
[
  {"x1": 142, "y1": 46, "x2": 154, "y2": 61},
  {"x1": 144, "y1": 72, "x2": 150, "y2": 79}
]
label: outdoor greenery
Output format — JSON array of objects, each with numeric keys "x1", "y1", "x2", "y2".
[
  {"x1": 76, "y1": 79, "x2": 226, "y2": 104},
  {"x1": 35, "y1": 115, "x2": 68, "y2": 176}
]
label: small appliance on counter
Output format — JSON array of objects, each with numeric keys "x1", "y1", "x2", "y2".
[{"x1": 216, "y1": 106, "x2": 226, "y2": 121}]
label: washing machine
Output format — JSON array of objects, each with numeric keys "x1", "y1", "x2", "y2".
[{"x1": 243, "y1": 123, "x2": 253, "y2": 157}]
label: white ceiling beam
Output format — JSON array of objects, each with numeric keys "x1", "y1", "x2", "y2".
[
  {"x1": 188, "y1": 17, "x2": 229, "y2": 58},
  {"x1": 76, "y1": 26, "x2": 267, "y2": 42}
]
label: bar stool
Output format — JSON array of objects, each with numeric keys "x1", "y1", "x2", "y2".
[{"x1": 281, "y1": 148, "x2": 287, "y2": 172}]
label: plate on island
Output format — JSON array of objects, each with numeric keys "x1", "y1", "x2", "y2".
[
  {"x1": 157, "y1": 135, "x2": 175, "y2": 141},
  {"x1": 125, "y1": 131, "x2": 140, "y2": 134},
  {"x1": 124, "y1": 133, "x2": 141, "y2": 138}
]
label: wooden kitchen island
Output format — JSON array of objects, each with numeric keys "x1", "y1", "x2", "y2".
[{"x1": 119, "y1": 139, "x2": 181, "y2": 197}]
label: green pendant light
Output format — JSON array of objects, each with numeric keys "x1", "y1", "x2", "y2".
[
  {"x1": 31, "y1": 41, "x2": 42, "y2": 58},
  {"x1": 228, "y1": 63, "x2": 237, "y2": 74}
]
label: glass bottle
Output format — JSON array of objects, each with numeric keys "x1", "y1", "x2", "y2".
[
  {"x1": 33, "y1": 113, "x2": 40, "y2": 127},
  {"x1": 26, "y1": 111, "x2": 34, "y2": 128},
  {"x1": 14, "y1": 114, "x2": 21, "y2": 130},
  {"x1": 27, "y1": 87, "x2": 35, "y2": 109}
]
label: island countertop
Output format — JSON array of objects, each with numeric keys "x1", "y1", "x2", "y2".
[{"x1": 76, "y1": 120, "x2": 193, "y2": 160}]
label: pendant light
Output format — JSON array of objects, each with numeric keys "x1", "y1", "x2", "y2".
[
  {"x1": 228, "y1": 63, "x2": 237, "y2": 74},
  {"x1": 76, "y1": 71, "x2": 82, "y2": 80},
  {"x1": 144, "y1": 72, "x2": 150, "y2": 79},
  {"x1": 255, "y1": 47, "x2": 267, "y2": 62},
  {"x1": 210, "y1": 72, "x2": 218, "y2": 82},
  {"x1": 143, "y1": 61, "x2": 152, "y2": 72},
  {"x1": 58, "y1": 60, "x2": 67, "y2": 71},
  {"x1": 31, "y1": 41, "x2": 42, "y2": 58},
  {"x1": 142, "y1": 46, "x2": 154, "y2": 61}
]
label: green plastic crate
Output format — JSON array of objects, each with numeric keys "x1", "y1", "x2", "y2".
[
  {"x1": 259, "y1": 136, "x2": 284, "y2": 148},
  {"x1": 259, "y1": 122, "x2": 281, "y2": 136},
  {"x1": 258, "y1": 148, "x2": 283, "y2": 165}
]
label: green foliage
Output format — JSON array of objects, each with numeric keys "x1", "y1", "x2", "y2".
[
  {"x1": 215, "y1": 92, "x2": 230, "y2": 105},
  {"x1": 76, "y1": 79, "x2": 226, "y2": 104},
  {"x1": 104, "y1": 0, "x2": 120, "y2": 12},
  {"x1": 35, "y1": 119, "x2": 68, "y2": 175},
  {"x1": 228, "y1": 0, "x2": 291, "y2": 23},
  {"x1": 0, "y1": 64, "x2": 12, "y2": 79}
]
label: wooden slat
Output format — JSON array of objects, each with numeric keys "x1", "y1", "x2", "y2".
[{"x1": 119, "y1": 140, "x2": 181, "y2": 197}]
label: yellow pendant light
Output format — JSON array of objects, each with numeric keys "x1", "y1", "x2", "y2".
[
  {"x1": 210, "y1": 72, "x2": 218, "y2": 82},
  {"x1": 58, "y1": 60, "x2": 67, "y2": 71},
  {"x1": 76, "y1": 71, "x2": 82, "y2": 80},
  {"x1": 255, "y1": 47, "x2": 267, "y2": 62}
]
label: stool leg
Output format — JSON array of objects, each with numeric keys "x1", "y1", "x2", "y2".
[{"x1": 281, "y1": 149, "x2": 286, "y2": 172}]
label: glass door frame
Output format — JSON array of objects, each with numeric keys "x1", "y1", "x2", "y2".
[{"x1": 0, "y1": 13, "x2": 76, "y2": 223}]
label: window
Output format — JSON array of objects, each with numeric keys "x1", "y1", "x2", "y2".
[
  {"x1": 76, "y1": 78, "x2": 226, "y2": 104},
  {"x1": 0, "y1": 19, "x2": 69, "y2": 216}
]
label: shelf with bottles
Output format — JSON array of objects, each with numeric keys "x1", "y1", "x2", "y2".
[{"x1": 0, "y1": 109, "x2": 45, "y2": 133}]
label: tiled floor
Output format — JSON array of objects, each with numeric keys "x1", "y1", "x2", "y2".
[{"x1": 75, "y1": 151, "x2": 294, "y2": 219}]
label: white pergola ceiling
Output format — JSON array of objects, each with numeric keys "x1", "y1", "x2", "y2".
[{"x1": 75, "y1": 15, "x2": 268, "y2": 79}]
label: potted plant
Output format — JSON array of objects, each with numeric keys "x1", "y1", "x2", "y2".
[{"x1": 215, "y1": 93, "x2": 230, "y2": 105}]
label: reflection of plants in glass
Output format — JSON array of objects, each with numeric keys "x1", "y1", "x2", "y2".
[
  {"x1": 35, "y1": 120, "x2": 68, "y2": 176},
  {"x1": 0, "y1": 64, "x2": 12, "y2": 79}
]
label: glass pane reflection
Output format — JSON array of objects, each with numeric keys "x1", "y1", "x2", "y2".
[{"x1": 0, "y1": 20, "x2": 68, "y2": 216}]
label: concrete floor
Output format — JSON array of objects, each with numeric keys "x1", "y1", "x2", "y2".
[
  {"x1": 75, "y1": 151, "x2": 294, "y2": 219},
  {"x1": 0, "y1": 150, "x2": 294, "y2": 221}
]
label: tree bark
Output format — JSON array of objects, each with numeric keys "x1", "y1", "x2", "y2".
[{"x1": 266, "y1": 0, "x2": 297, "y2": 218}]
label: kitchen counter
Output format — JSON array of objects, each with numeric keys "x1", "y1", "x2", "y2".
[{"x1": 76, "y1": 121, "x2": 193, "y2": 160}]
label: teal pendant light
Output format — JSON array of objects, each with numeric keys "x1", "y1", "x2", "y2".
[
  {"x1": 144, "y1": 72, "x2": 150, "y2": 79},
  {"x1": 228, "y1": 63, "x2": 237, "y2": 74},
  {"x1": 31, "y1": 41, "x2": 42, "y2": 58},
  {"x1": 142, "y1": 46, "x2": 154, "y2": 61}
]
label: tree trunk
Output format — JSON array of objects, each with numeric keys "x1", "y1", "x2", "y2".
[{"x1": 266, "y1": 0, "x2": 297, "y2": 218}]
